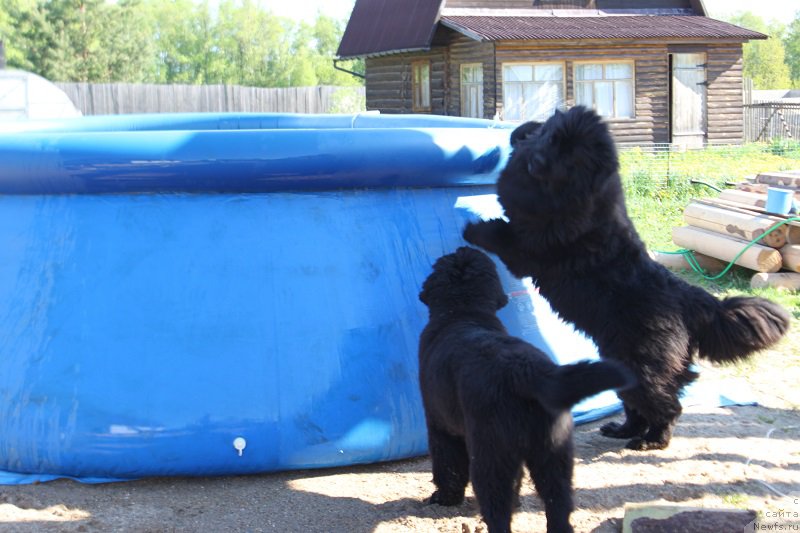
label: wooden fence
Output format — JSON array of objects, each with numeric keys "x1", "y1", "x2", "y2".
[
  {"x1": 55, "y1": 82, "x2": 366, "y2": 115},
  {"x1": 744, "y1": 102, "x2": 800, "y2": 143}
]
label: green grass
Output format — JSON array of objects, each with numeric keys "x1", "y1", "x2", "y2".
[
  {"x1": 619, "y1": 140, "x2": 800, "y2": 195},
  {"x1": 621, "y1": 141, "x2": 800, "y2": 321}
]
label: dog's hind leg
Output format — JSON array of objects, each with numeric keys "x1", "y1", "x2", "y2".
[
  {"x1": 625, "y1": 393, "x2": 682, "y2": 451},
  {"x1": 599, "y1": 403, "x2": 648, "y2": 439},
  {"x1": 512, "y1": 465, "x2": 524, "y2": 509},
  {"x1": 469, "y1": 451, "x2": 520, "y2": 533},
  {"x1": 427, "y1": 427, "x2": 470, "y2": 506},
  {"x1": 526, "y1": 441, "x2": 575, "y2": 533}
]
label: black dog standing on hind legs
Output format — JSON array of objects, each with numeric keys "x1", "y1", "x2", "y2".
[
  {"x1": 464, "y1": 105, "x2": 791, "y2": 451},
  {"x1": 418, "y1": 247, "x2": 635, "y2": 533}
]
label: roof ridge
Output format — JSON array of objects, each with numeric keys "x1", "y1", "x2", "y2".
[
  {"x1": 439, "y1": 8, "x2": 696, "y2": 17},
  {"x1": 439, "y1": 14, "x2": 767, "y2": 42}
]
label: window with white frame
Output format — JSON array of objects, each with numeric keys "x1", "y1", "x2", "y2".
[
  {"x1": 502, "y1": 63, "x2": 564, "y2": 121},
  {"x1": 460, "y1": 63, "x2": 484, "y2": 118},
  {"x1": 574, "y1": 62, "x2": 634, "y2": 119},
  {"x1": 412, "y1": 61, "x2": 431, "y2": 111}
]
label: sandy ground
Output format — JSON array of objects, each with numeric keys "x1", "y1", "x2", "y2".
[{"x1": 1, "y1": 334, "x2": 798, "y2": 532}]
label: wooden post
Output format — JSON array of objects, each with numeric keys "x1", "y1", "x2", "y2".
[
  {"x1": 672, "y1": 226, "x2": 782, "y2": 273},
  {"x1": 683, "y1": 201, "x2": 787, "y2": 248}
]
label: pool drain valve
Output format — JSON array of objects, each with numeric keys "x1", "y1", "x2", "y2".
[{"x1": 233, "y1": 437, "x2": 247, "y2": 457}]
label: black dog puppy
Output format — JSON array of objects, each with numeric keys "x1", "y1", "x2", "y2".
[
  {"x1": 418, "y1": 246, "x2": 634, "y2": 533},
  {"x1": 464, "y1": 106, "x2": 790, "y2": 451}
]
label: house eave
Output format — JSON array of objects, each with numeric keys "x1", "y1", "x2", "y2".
[
  {"x1": 493, "y1": 36, "x2": 760, "y2": 48},
  {"x1": 338, "y1": 47, "x2": 433, "y2": 60},
  {"x1": 439, "y1": 19, "x2": 485, "y2": 42}
]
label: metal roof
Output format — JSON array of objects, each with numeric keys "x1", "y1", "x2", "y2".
[
  {"x1": 337, "y1": 0, "x2": 445, "y2": 59},
  {"x1": 439, "y1": 14, "x2": 767, "y2": 42},
  {"x1": 336, "y1": 1, "x2": 764, "y2": 59}
]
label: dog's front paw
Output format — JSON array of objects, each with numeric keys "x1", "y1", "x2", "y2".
[
  {"x1": 428, "y1": 490, "x2": 465, "y2": 507},
  {"x1": 462, "y1": 221, "x2": 486, "y2": 246},
  {"x1": 463, "y1": 219, "x2": 509, "y2": 249},
  {"x1": 600, "y1": 421, "x2": 645, "y2": 439},
  {"x1": 625, "y1": 437, "x2": 670, "y2": 451},
  {"x1": 599, "y1": 421, "x2": 626, "y2": 438}
]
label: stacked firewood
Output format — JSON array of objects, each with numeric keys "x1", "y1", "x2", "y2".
[{"x1": 667, "y1": 171, "x2": 800, "y2": 290}]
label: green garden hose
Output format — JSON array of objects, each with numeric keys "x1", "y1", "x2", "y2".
[{"x1": 660, "y1": 216, "x2": 800, "y2": 281}]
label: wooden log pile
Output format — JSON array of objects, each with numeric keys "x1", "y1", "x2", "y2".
[{"x1": 666, "y1": 170, "x2": 800, "y2": 290}]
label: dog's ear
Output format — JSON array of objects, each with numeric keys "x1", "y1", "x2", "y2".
[{"x1": 510, "y1": 121, "x2": 542, "y2": 147}]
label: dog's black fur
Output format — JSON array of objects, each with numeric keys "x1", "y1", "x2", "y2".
[
  {"x1": 464, "y1": 106, "x2": 791, "y2": 451},
  {"x1": 418, "y1": 246, "x2": 635, "y2": 533}
]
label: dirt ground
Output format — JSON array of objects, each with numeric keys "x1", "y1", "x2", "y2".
[{"x1": 1, "y1": 331, "x2": 798, "y2": 533}]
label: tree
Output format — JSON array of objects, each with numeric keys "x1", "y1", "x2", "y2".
[
  {"x1": 728, "y1": 12, "x2": 792, "y2": 90},
  {"x1": 9, "y1": 0, "x2": 156, "y2": 82},
  {"x1": 0, "y1": 0, "x2": 37, "y2": 68},
  {"x1": 305, "y1": 13, "x2": 364, "y2": 86},
  {"x1": 2, "y1": 0, "x2": 364, "y2": 88},
  {"x1": 214, "y1": 0, "x2": 300, "y2": 87},
  {"x1": 93, "y1": 0, "x2": 158, "y2": 82},
  {"x1": 784, "y1": 14, "x2": 800, "y2": 88},
  {"x1": 149, "y1": 0, "x2": 215, "y2": 84}
]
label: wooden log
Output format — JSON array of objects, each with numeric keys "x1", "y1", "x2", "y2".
[
  {"x1": 696, "y1": 198, "x2": 800, "y2": 244},
  {"x1": 780, "y1": 244, "x2": 800, "y2": 273},
  {"x1": 737, "y1": 181, "x2": 800, "y2": 200},
  {"x1": 697, "y1": 196, "x2": 767, "y2": 214},
  {"x1": 755, "y1": 171, "x2": 800, "y2": 189},
  {"x1": 683, "y1": 201, "x2": 787, "y2": 248},
  {"x1": 671, "y1": 226, "x2": 782, "y2": 273},
  {"x1": 718, "y1": 189, "x2": 767, "y2": 208},
  {"x1": 648, "y1": 250, "x2": 726, "y2": 273},
  {"x1": 751, "y1": 272, "x2": 800, "y2": 290},
  {"x1": 736, "y1": 182, "x2": 767, "y2": 194}
]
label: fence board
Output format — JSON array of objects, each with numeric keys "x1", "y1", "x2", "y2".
[
  {"x1": 744, "y1": 102, "x2": 800, "y2": 143},
  {"x1": 55, "y1": 82, "x2": 365, "y2": 115}
]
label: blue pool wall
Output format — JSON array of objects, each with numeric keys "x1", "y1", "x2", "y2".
[{"x1": 0, "y1": 113, "x2": 611, "y2": 484}]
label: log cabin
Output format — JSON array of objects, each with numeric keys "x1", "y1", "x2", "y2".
[{"x1": 336, "y1": 0, "x2": 767, "y2": 146}]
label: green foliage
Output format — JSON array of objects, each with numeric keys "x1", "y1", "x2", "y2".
[
  {"x1": 785, "y1": 16, "x2": 800, "y2": 87},
  {"x1": 619, "y1": 143, "x2": 800, "y2": 204},
  {"x1": 5, "y1": 0, "x2": 156, "y2": 82},
  {"x1": 623, "y1": 143, "x2": 800, "y2": 320},
  {"x1": 0, "y1": 0, "x2": 364, "y2": 88},
  {"x1": 727, "y1": 12, "x2": 792, "y2": 90},
  {"x1": 767, "y1": 138, "x2": 800, "y2": 157},
  {"x1": 328, "y1": 86, "x2": 366, "y2": 113}
]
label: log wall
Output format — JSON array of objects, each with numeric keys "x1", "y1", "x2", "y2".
[
  {"x1": 446, "y1": 34, "x2": 497, "y2": 118},
  {"x1": 363, "y1": 29, "x2": 747, "y2": 145},
  {"x1": 705, "y1": 43, "x2": 745, "y2": 144}
]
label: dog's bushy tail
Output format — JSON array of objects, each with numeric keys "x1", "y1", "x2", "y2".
[
  {"x1": 518, "y1": 359, "x2": 636, "y2": 413},
  {"x1": 697, "y1": 296, "x2": 790, "y2": 363}
]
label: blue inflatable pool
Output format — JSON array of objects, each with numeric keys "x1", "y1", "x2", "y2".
[{"x1": 0, "y1": 112, "x2": 614, "y2": 484}]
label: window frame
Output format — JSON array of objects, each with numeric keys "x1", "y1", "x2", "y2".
[
  {"x1": 460, "y1": 62, "x2": 484, "y2": 118},
  {"x1": 411, "y1": 60, "x2": 431, "y2": 112},
  {"x1": 573, "y1": 60, "x2": 636, "y2": 120},
  {"x1": 501, "y1": 61, "x2": 566, "y2": 122}
]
